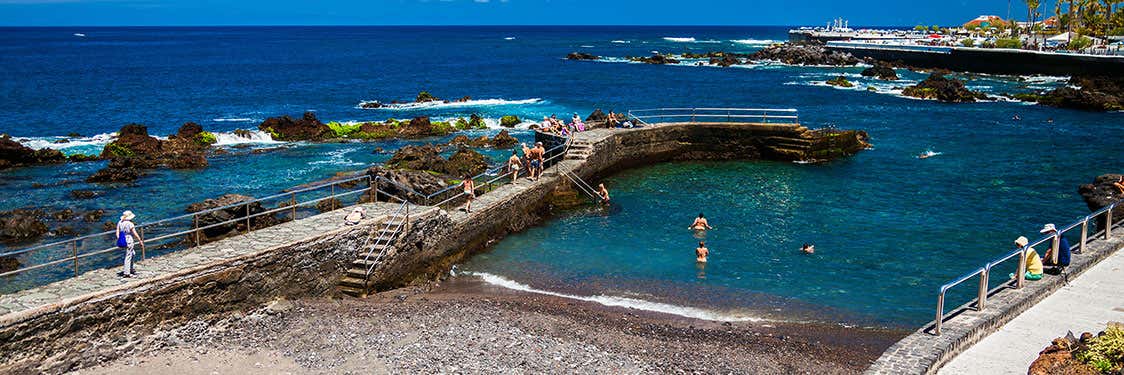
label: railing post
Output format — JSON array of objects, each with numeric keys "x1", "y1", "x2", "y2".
[
  {"x1": 139, "y1": 227, "x2": 145, "y2": 260},
  {"x1": 331, "y1": 183, "x2": 337, "y2": 210},
  {"x1": 691, "y1": 108, "x2": 696, "y2": 123},
  {"x1": 1080, "y1": 217, "x2": 1088, "y2": 253},
  {"x1": 193, "y1": 213, "x2": 201, "y2": 246},
  {"x1": 290, "y1": 192, "x2": 297, "y2": 220},
  {"x1": 1106, "y1": 208, "x2": 1113, "y2": 240},
  {"x1": 1050, "y1": 233, "x2": 1061, "y2": 265},
  {"x1": 1016, "y1": 248, "x2": 1027, "y2": 289},
  {"x1": 935, "y1": 291, "x2": 945, "y2": 335},
  {"x1": 977, "y1": 267, "x2": 989, "y2": 310},
  {"x1": 71, "y1": 240, "x2": 78, "y2": 276}
]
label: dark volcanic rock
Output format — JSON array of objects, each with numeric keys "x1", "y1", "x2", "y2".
[
  {"x1": 1038, "y1": 76, "x2": 1124, "y2": 112},
  {"x1": 91, "y1": 123, "x2": 210, "y2": 184},
  {"x1": 448, "y1": 135, "x2": 471, "y2": 146},
  {"x1": 396, "y1": 117, "x2": 449, "y2": 138},
  {"x1": 445, "y1": 148, "x2": 488, "y2": 177},
  {"x1": 365, "y1": 166, "x2": 449, "y2": 201},
  {"x1": 630, "y1": 54, "x2": 679, "y2": 65},
  {"x1": 708, "y1": 55, "x2": 743, "y2": 67},
  {"x1": 1078, "y1": 174, "x2": 1124, "y2": 231},
  {"x1": 359, "y1": 101, "x2": 383, "y2": 109},
  {"x1": 586, "y1": 109, "x2": 608, "y2": 124},
  {"x1": 566, "y1": 52, "x2": 599, "y2": 60},
  {"x1": 861, "y1": 63, "x2": 898, "y2": 80},
  {"x1": 258, "y1": 112, "x2": 334, "y2": 141},
  {"x1": 825, "y1": 76, "x2": 854, "y2": 88},
  {"x1": 750, "y1": 42, "x2": 859, "y2": 66},
  {"x1": 0, "y1": 256, "x2": 19, "y2": 273},
  {"x1": 491, "y1": 130, "x2": 518, "y2": 148},
  {"x1": 902, "y1": 74, "x2": 988, "y2": 103},
  {"x1": 99, "y1": 124, "x2": 162, "y2": 161},
  {"x1": 185, "y1": 194, "x2": 279, "y2": 239},
  {"x1": 86, "y1": 157, "x2": 142, "y2": 183},
  {"x1": 70, "y1": 190, "x2": 101, "y2": 200},
  {"x1": 386, "y1": 145, "x2": 446, "y2": 172},
  {"x1": 0, "y1": 209, "x2": 49, "y2": 243},
  {"x1": 0, "y1": 135, "x2": 67, "y2": 170}
]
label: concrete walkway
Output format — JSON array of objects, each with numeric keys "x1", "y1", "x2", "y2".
[
  {"x1": 0, "y1": 202, "x2": 401, "y2": 318},
  {"x1": 938, "y1": 247, "x2": 1124, "y2": 374}
]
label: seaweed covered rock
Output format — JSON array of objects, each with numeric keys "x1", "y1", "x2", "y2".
[
  {"x1": 750, "y1": 42, "x2": 859, "y2": 66},
  {"x1": 861, "y1": 63, "x2": 898, "y2": 80},
  {"x1": 258, "y1": 112, "x2": 334, "y2": 141},
  {"x1": 1038, "y1": 76, "x2": 1124, "y2": 112},
  {"x1": 396, "y1": 117, "x2": 452, "y2": 138},
  {"x1": 825, "y1": 76, "x2": 854, "y2": 88},
  {"x1": 91, "y1": 123, "x2": 211, "y2": 183},
  {"x1": 500, "y1": 115, "x2": 521, "y2": 128},
  {"x1": 491, "y1": 130, "x2": 518, "y2": 148},
  {"x1": 0, "y1": 135, "x2": 66, "y2": 170},
  {"x1": 566, "y1": 52, "x2": 599, "y2": 60},
  {"x1": 902, "y1": 74, "x2": 988, "y2": 103},
  {"x1": 386, "y1": 145, "x2": 446, "y2": 172},
  {"x1": 86, "y1": 158, "x2": 142, "y2": 183}
]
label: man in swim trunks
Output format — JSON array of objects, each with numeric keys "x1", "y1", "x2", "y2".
[
  {"x1": 696, "y1": 241, "x2": 708, "y2": 263},
  {"x1": 507, "y1": 150, "x2": 522, "y2": 180},
  {"x1": 689, "y1": 213, "x2": 713, "y2": 231},
  {"x1": 461, "y1": 174, "x2": 475, "y2": 213},
  {"x1": 530, "y1": 142, "x2": 545, "y2": 180}
]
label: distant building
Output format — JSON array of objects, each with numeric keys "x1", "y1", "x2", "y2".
[{"x1": 962, "y1": 15, "x2": 1008, "y2": 29}]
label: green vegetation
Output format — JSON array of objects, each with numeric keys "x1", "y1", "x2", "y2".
[
  {"x1": 468, "y1": 115, "x2": 487, "y2": 129},
  {"x1": 1069, "y1": 35, "x2": 1094, "y2": 50},
  {"x1": 914, "y1": 25, "x2": 928, "y2": 31},
  {"x1": 500, "y1": 115, "x2": 521, "y2": 128},
  {"x1": 263, "y1": 127, "x2": 280, "y2": 140},
  {"x1": 995, "y1": 38, "x2": 1023, "y2": 48},
  {"x1": 931, "y1": 25, "x2": 940, "y2": 32},
  {"x1": 960, "y1": 38, "x2": 975, "y2": 47},
  {"x1": 326, "y1": 121, "x2": 363, "y2": 138},
  {"x1": 981, "y1": 40, "x2": 997, "y2": 48},
  {"x1": 1075, "y1": 326, "x2": 1124, "y2": 373},
  {"x1": 106, "y1": 143, "x2": 134, "y2": 158},
  {"x1": 825, "y1": 76, "x2": 854, "y2": 88},
  {"x1": 196, "y1": 131, "x2": 218, "y2": 146},
  {"x1": 431, "y1": 121, "x2": 455, "y2": 135},
  {"x1": 416, "y1": 91, "x2": 438, "y2": 102}
]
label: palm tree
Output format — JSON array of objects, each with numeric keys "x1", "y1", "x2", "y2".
[
  {"x1": 1103, "y1": 0, "x2": 1122, "y2": 35},
  {"x1": 1026, "y1": 0, "x2": 1042, "y2": 33}
]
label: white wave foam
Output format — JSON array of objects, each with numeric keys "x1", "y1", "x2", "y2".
[
  {"x1": 579, "y1": 45, "x2": 594, "y2": 48},
  {"x1": 610, "y1": 40, "x2": 631, "y2": 44},
  {"x1": 357, "y1": 98, "x2": 543, "y2": 111},
  {"x1": 663, "y1": 37, "x2": 695, "y2": 42},
  {"x1": 467, "y1": 271, "x2": 765, "y2": 322},
  {"x1": 730, "y1": 39, "x2": 780, "y2": 45},
  {"x1": 504, "y1": 37, "x2": 515, "y2": 40},
  {"x1": 212, "y1": 130, "x2": 280, "y2": 146},
  {"x1": 15, "y1": 132, "x2": 116, "y2": 151},
  {"x1": 212, "y1": 117, "x2": 254, "y2": 122}
]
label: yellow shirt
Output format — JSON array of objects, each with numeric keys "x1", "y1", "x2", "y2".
[{"x1": 1025, "y1": 248, "x2": 1043, "y2": 275}]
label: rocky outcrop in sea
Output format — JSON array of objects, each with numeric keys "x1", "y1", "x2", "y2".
[
  {"x1": 184, "y1": 194, "x2": 284, "y2": 241},
  {"x1": 259, "y1": 112, "x2": 334, "y2": 141},
  {"x1": 565, "y1": 52, "x2": 599, "y2": 61},
  {"x1": 861, "y1": 63, "x2": 899, "y2": 80},
  {"x1": 629, "y1": 54, "x2": 680, "y2": 65},
  {"x1": 385, "y1": 145, "x2": 489, "y2": 177},
  {"x1": 88, "y1": 123, "x2": 214, "y2": 183},
  {"x1": 749, "y1": 42, "x2": 859, "y2": 66},
  {"x1": 902, "y1": 74, "x2": 988, "y2": 103},
  {"x1": 1037, "y1": 76, "x2": 1124, "y2": 112},
  {"x1": 0, "y1": 135, "x2": 67, "y2": 170}
]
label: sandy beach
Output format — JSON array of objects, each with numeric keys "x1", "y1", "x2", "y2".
[{"x1": 73, "y1": 278, "x2": 904, "y2": 374}]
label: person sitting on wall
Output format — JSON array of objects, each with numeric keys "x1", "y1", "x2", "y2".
[
  {"x1": 1114, "y1": 175, "x2": 1124, "y2": 195},
  {"x1": 1009, "y1": 236, "x2": 1044, "y2": 281},
  {"x1": 1039, "y1": 223, "x2": 1071, "y2": 273},
  {"x1": 607, "y1": 111, "x2": 621, "y2": 128},
  {"x1": 571, "y1": 113, "x2": 585, "y2": 132},
  {"x1": 344, "y1": 207, "x2": 365, "y2": 226}
]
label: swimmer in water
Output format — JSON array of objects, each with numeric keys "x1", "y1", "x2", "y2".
[
  {"x1": 696, "y1": 241, "x2": 709, "y2": 263},
  {"x1": 918, "y1": 152, "x2": 931, "y2": 159},
  {"x1": 597, "y1": 183, "x2": 610, "y2": 205},
  {"x1": 689, "y1": 213, "x2": 714, "y2": 231},
  {"x1": 801, "y1": 243, "x2": 815, "y2": 254},
  {"x1": 1012, "y1": 114, "x2": 1021, "y2": 121}
]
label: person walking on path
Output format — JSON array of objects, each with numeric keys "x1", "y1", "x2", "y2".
[
  {"x1": 116, "y1": 210, "x2": 142, "y2": 278},
  {"x1": 530, "y1": 142, "x2": 545, "y2": 180},
  {"x1": 462, "y1": 175, "x2": 476, "y2": 213},
  {"x1": 507, "y1": 150, "x2": 522, "y2": 180}
]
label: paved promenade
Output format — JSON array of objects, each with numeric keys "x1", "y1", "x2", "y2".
[
  {"x1": 0, "y1": 203, "x2": 401, "y2": 319},
  {"x1": 938, "y1": 247, "x2": 1124, "y2": 374}
]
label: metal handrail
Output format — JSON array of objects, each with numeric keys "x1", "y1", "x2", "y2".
[
  {"x1": 933, "y1": 201, "x2": 1118, "y2": 335},
  {"x1": 626, "y1": 108, "x2": 802, "y2": 125},
  {"x1": 0, "y1": 174, "x2": 375, "y2": 280},
  {"x1": 362, "y1": 199, "x2": 410, "y2": 278}
]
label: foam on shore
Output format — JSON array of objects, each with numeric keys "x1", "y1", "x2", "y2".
[
  {"x1": 467, "y1": 271, "x2": 766, "y2": 322},
  {"x1": 357, "y1": 98, "x2": 544, "y2": 111},
  {"x1": 730, "y1": 39, "x2": 781, "y2": 46}
]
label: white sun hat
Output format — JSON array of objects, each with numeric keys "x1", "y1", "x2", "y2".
[
  {"x1": 1039, "y1": 224, "x2": 1056, "y2": 233},
  {"x1": 121, "y1": 210, "x2": 135, "y2": 221}
]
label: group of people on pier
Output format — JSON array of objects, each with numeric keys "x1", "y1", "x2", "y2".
[
  {"x1": 539, "y1": 114, "x2": 586, "y2": 136},
  {"x1": 1011, "y1": 224, "x2": 1072, "y2": 281}
]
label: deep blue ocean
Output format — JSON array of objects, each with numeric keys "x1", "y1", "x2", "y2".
[{"x1": 2, "y1": 26, "x2": 1122, "y2": 328}]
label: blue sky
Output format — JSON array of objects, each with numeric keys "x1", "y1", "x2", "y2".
[{"x1": 0, "y1": 0, "x2": 1056, "y2": 26}]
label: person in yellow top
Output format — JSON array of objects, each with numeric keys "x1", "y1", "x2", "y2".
[{"x1": 1011, "y1": 236, "x2": 1044, "y2": 281}]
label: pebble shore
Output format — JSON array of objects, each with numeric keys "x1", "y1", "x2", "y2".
[{"x1": 75, "y1": 279, "x2": 904, "y2": 374}]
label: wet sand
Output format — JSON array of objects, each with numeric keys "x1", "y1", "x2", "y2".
[{"x1": 75, "y1": 278, "x2": 906, "y2": 374}]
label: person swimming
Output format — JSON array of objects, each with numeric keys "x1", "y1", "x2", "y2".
[
  {"x1": 689, "y1": 213, "x2": 713, "y2": 231},
  {"x1": 801, "y1": 243, "x2": 815, "y2": 254},
  {"x1": 696, "y1": 241, "x2": 709, "y2": 263}
]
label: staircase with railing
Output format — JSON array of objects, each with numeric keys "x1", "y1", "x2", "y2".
[{"x1": 338, "y1": 199, "x2": 411, "y2": 297}]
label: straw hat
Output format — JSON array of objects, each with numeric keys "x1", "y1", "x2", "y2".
[
  {"x1": 1014, "y1": 236, "x2": 1029, "y2": 247},
  {"x1": 121, "y1": 210, "x2": 135, "y2": 221},
  {"x1": 1039, "y1": 224, "x2": 1056, "y2": 234}
]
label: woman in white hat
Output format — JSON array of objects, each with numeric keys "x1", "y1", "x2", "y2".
[{"x1": 116, "y1": 210, "x2": 141, "y2": 278}]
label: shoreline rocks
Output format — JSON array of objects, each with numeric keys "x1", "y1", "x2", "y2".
[
  {"x1": 1077, "y1": 174, "x2": 1124, "y2": 231},
  {"x1": 902, "y1": 73, "x2": 988, "y2": 102},
  {"x1": 565, "y1": 52, "x2": 599, "y2": 61},
  {"x1": 861, "y1": 63, "x2": 899, "y2": 80},
  {"x1": 88, "y1": 123, "x2": 212, "y2": 184},
  {"x1": 0, "y1": 135, "x2": 67, "y2": 170},
  {"x1": 259, "y1": 112, "x2": 334, "y2": 141},
  {"x1": 185, "y1": 194, "x2": 282, "y2": 240},
  {"x1": 749, "y1": 42, "x2": 859, "y2": 66},
  {"x1": 629, "y1": 54, "x2": 679, "y2": 65},
  {"x1": 1037, "y1": 76, "x2": 1124, "y2": 112},
  {"x1": 825, "y1": 76, "x2": 854, "y2": 88}
]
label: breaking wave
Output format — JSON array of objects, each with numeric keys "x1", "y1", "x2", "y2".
[
  {"x1": 467, "y1": 271, "x2": 766, "y2": 322},
  {"x1": 730, "y1": 39, "x2": 780, "y2": 46},
  {"x1": 357, "y1": 98, "x2": 544, "y2": 111}
]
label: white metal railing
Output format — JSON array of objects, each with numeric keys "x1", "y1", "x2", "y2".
[
  {"x1": 627, "y1": 107, "x2": 800, "y2": 125},
  {"x1": 933, "y1": 201, "x2": 1119, "y2": 335},
  {"x1": 360, "y1": 199, "x2": 410, "y2": 279}
]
